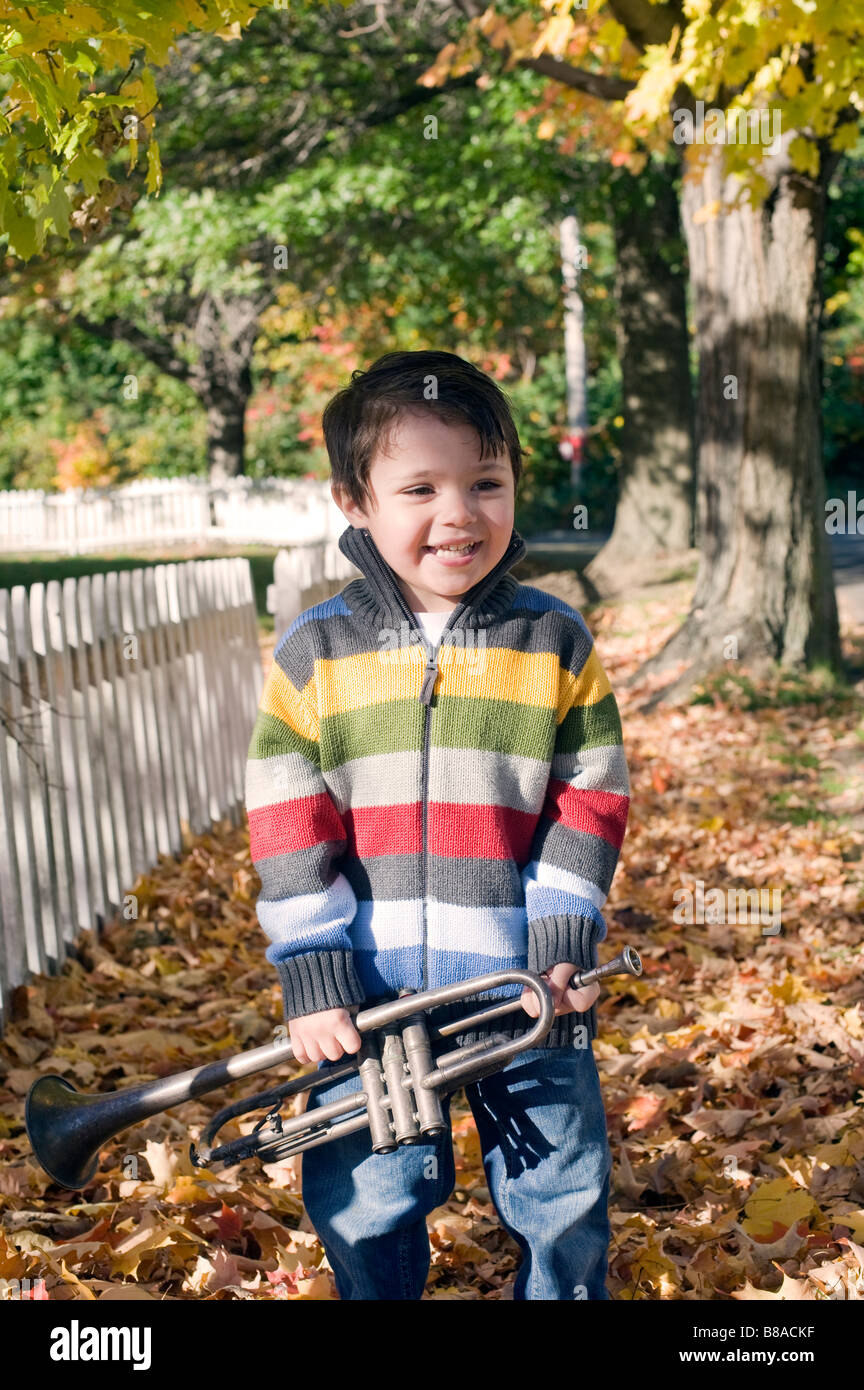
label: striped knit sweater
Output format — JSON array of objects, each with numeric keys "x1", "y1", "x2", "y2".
[{"x1": 245, "y1": 524, "x2": 630, "y2": 1050}]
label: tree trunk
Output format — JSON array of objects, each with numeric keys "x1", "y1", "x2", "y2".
[
  {"x1": 204, "y1": 394, "x2": 249, "y2": 486},
  {"x1": 192, "y1": 291, "x2": 261, "y2": 484},
  {"x1": 636, "y1": 132, "x2": 842, "y2": 700},
  {"x1": 585, "y1": 157, "x2": 695, "y2": 593}
]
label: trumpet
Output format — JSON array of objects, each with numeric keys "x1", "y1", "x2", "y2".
[{"x1": 25, "y1": 947, "x2": 642, "y2": 1190}]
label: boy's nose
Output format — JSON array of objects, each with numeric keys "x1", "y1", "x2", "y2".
[{"x1": 435, "y1": 493, "x2": 477, "y2": 525}]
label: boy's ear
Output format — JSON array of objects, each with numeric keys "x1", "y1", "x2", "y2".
[
  {"x1": 330, "y1": 483, "x2": 351, "y2": 520},
  {"x1": 331, "y1": 483, "x2": 367, "y2": 527}
]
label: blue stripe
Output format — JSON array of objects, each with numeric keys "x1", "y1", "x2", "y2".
[
  {"x1": 512, "y1": 584, "x2": 592, "y2": 641},
  {"x1": 278, "y1": 593, "x2": 353, "y2": 650},
  {"x1": 352, "y1": 945, "x2": 527, "y2": 1002},
  {"x1": 525, "y1": 886, "x2": 607, "y2": 933}
]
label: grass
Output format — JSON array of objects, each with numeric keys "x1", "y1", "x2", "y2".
[
  {"x1": 654, "y1": 565, "x2": 699, "y2": 584},
  {"x1": 767, "y1": 748, "x2": 822, "y2": 769},
  {"x1": 768, "y1": 768, "x2": 856, "y2": 827},
  {"x1": 766, "y1": 791, "x2": 838, "y2": 827},
  {"x1": 0, "y1": 546, "x2": 280, "y2": 628},
  {"x1": 690, "y1": 664, "x2": 859, "y2": 713}
]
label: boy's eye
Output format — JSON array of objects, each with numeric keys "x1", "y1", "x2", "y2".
[{"x1": 404, "y1": 481, "x2": 501, "y2": 496}]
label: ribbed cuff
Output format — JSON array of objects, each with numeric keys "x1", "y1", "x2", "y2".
[
  {"x1": 274, "y1": 949, "x2": 366, "y2": 1021},
  {"x1": 526, "y1": 912, "x2": 602, "y2": 1042},
  {"x1": 527, "y1": 912, "x2": 599, "y2": 975}
]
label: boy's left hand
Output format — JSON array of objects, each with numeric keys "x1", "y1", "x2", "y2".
[{"x1": 521, "y1": 962, "x2": 601, "y2": 1018}]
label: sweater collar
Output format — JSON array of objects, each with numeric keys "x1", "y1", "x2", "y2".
[{"x1": 337, "y1": 524, "x2": 527, "y2": 631}]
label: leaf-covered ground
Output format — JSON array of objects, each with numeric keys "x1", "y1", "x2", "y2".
[{"x1": 2, "y1": 575, "x2": 863, "y2": 1301}]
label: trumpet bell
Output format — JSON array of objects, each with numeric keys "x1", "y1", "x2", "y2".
[{"x1": 25, "y1": 1074, "x2": 105, "y2": 1190}]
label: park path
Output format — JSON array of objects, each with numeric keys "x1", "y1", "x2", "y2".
[
  {"x1": 830, "y1": 533, "x2": 864, "y2": 628},
  {"x1": 525, "y1": 529, "x2": 864, "y2": 626}
]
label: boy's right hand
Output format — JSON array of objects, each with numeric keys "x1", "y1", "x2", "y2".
[{"x1": 288, "y1": 1006, "x2": 363, "y2": 1064}]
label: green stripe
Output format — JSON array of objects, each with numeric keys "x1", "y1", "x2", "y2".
[
  {"x1": 432, "y1": 695, "x2": 557, "y2": 759},
  {"x1": 321, "y1": 694, "x2": 561, "y2": 765},
  {"x1": 321, "y1": 699, "x2": 427, "y2": 771},
  {"x1": 557, "y1": 692, "x2": 623, "y2": 754},
  {"x1": 307, "y1": 690, "x2": 623, "y2": 772},
  {"x1": 248, "y1": 709, "x2": 319, "y2": 765}
]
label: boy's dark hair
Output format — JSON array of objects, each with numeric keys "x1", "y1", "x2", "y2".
[{"x1": 323, "y1": 349, "x2": 522, "y2": 510}]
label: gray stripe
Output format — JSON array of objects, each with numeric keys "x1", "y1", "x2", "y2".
[
  {"x1": 551, "y1": 743, "x2": 631, "y2": 796},
  {"x1": 274, "y1": 587, "x2": 597, "y2": 684},
  {"x1": 343, "y1": 853, "x2": 524, "y2": 906},
  {"x1": 529, "y1": 818, "x2": 621, "y2": 897},
  {"x1": 254, "y1": 841, "x2": 349, "y2": 901}
]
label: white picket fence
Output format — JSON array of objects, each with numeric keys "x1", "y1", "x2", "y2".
[
  {"x1": 267, "y1": 540, "x2": 361, "y2": 636},
  {"x1": 0, "y1": 558, "x2": 262, "y2": 1034},
  {"x1": 0, "y1": 476, "x2": 345, "y2": 554}
]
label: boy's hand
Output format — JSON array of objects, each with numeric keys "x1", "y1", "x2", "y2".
[
  {"x1": 288, "y1": 1006, "x2": 363, "y2": 1064},
  {"x1": 521, "y1": 963, "x2": 601, "y2": 1018}
]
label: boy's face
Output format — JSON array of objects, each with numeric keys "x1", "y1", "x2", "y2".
[{"x1": 332, "y1": 409, "x2": 516, "y2": 612}]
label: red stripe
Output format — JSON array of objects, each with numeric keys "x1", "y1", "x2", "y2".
[
  {"x1": 429, "y1": 802, "x2": 537, "y2": 860},
  {"x1": 248, "y1": 794, "x2": 346, "y2": 858},
  {"x1": 340, "y1": 801, "x2": 536, "y2": 860},
  {"x1": 342, "y1": 803, "x2": 423, "y2": 857},
  {"x1": 249, "y1": 787, "x2": 627, "y2": 862},
  {"x1": 543, "y1": 781, "x2": 629, "y2": 850}
]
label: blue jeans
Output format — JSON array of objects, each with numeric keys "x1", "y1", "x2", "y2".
[{"x1": 300, "y1": 1041, "x2": 613, "y2": 1300}]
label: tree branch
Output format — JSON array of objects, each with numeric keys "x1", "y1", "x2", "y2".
[
  {"x1": 606, "y1": 0, "x2": 683, "y2": 51},
  {"x1": 223, "y1": 68, "x2": 479, "y2": 184},
  {"x1": 70, "y1": 313, "x2": 193, "y2": 381},
  {"x1": 437, "y1": 0, "x2": 636, "y2": 102},
  {"x1": 519, "y1": 53, "x2": 635, "y2": 103}
]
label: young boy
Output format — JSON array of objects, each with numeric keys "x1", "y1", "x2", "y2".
[{"x1": 245, "y1": 349, "x2": 630, "y2": 1300}]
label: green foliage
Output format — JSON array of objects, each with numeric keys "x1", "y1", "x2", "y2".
[
  {"x1": 2, "y1": 2, "x2": 862, "y2": 508},
  {"x1": 0, "y1": 0, "x2": 267, "y2": 255},
  {"x1": 0, "y1": 311, "x2": 204, "y2": 489},
  {"x1": 3, "y1": 0, "x2": 863, "y2": 260},
  {"x1": 509, "y1": 349, "x2": 621, "y2": 535}
]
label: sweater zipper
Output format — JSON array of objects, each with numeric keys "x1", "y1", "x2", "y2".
[
  {"x1": 352, "y1": 528, "x2": 523, "y2": 994},
  {"x1": 388, "y1": 575, "x2": 508, "y2": 993},
  {"x1": 408, "y1": 611, "x2": 461, "y2": 992}
]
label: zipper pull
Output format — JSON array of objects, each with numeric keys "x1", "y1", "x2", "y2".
[{"x1": 419, "y1": 653, "x2": 438, "y2": 705}]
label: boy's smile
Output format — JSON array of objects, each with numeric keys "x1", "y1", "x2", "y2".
[{"x1": 332, "y1": 409, "x2": 516, "y2": 613}]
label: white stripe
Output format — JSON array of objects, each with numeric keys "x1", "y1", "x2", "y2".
[
  {"x1": 551, "y1": 743, "x2": 630, "y2": 795},
  {"x1": 256, "y1": 875, "x2": 357, "y2": 946},
  {"x1": 321, "y1": 746, "x2": 551, "y2": 813},
  {"x1": 245, "y1": 752, "x2": 321, "y2": 811},
  {"x1": 322, "y1": 750, "x2": 423, "y2": 813},
  {"x1": 520, "y1": 859, "x2": 607, "y2": 910},
  {"x1": 349, "y1": 898, "x2": 424, "y2": 950},
  {"x1": 425, "y1": 901, "x2": 528, "y2": 954}
]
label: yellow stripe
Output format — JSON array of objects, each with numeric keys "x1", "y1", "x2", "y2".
[
  {"x1": 283, "y1": 645, "x2": 611, "y2": 723},
  {"x1": 316, "y1": 648, "x2": 427, "y2": 717},
  {"x1": 260, "y1": 664, "x2": 319, "y2": 740},
  {"x1": 316, "y1": 647, "x2": 564, "y2": 716},
  {"x1": 437, "y1": 647, "x2": 558, "y2": 705},
  {"x1": 561, "y1": 646, "x2": 610, "y2": 718}
]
